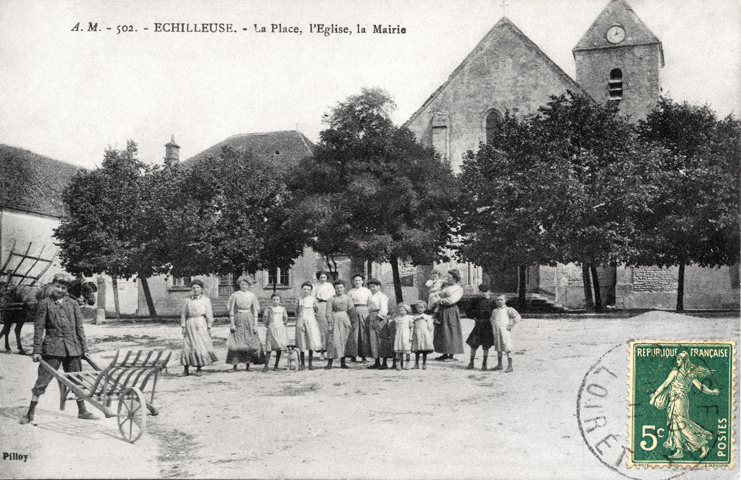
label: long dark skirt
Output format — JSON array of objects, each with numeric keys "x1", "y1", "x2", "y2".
[
  {"x1": 327, "y1": 311, "x2": 351, "y2": 359},
  {"x1": 378, "y1": 317, "x2": 396, "y2": 358},
  {"x1": 315, "y1": 300, "x2": 330, "y2": 352},
  {"x1": 465, "y1": 318, "x2": 495, "y2": 349},
  {"x1": 345, "y1": 306, "x2": 371, "y2": 358},
  {"x1": 433, "y1": 305, "x2": 464, "y2": 355},
  {"x1": 367, "y1": 311, "x2": 383, "y2": 358},
  {"x1": 226, "y1": 311, "x2": 264, "y2": 364}
]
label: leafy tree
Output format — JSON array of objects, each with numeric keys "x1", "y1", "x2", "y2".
[
  {"x1": 528, "y1": 93, "x2": 663, "y2": 311},
  {"x1": 459, "y1": 93, "x2": 663, "y2": 311},
  {"x1": 288, "y1": 87, "x2": 459, "y2": 302},
  {"x1": 55, "y1": 141, "x2": 159, "y2": 317},
  {"x1": 636, "y1": 97, "x2": 740, "y2": 310},
  {"x1": 458, "y1": 115, "x2": 567, "y2": 307},
  {"x1": 165, "y1": 145, "x2": 305, "y2": 285}
]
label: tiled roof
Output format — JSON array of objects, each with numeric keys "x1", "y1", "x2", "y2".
[
  {"x1": 404, "y1": 17, "x2": 591, "y2": 128},
  {"x1": 183, "y1": 130, "x2": 315, "y2": 170},
  {"x1": 0, "y1": 144, "x2": 85, "y2": 218}
]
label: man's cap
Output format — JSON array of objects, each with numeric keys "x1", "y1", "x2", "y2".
[{"x1": 53, "y1": 273, "x2": 73, "y2": 285}]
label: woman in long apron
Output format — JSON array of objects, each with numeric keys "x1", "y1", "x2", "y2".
[
  {"x1": 324, "y1": 280, "x2": 355, "y2": 369},
  {"x1": 312, "y1": 271, "x2": 335, "y2": 360},
  {"x1": 346, "y1": 274, "x2": 372, "y2": 362},
  {"x1": 366, "y1": 278, "x2": 389, "y2": 369},
  {"x1": 226, "y1": 276, "x2": 263, "y2": 371},
  {"x1": 180, "y1": 279, "x2": 218, "y2": 376},
  {"x1": 432, "y1": 269, "x2": 465, "y2": 361}
]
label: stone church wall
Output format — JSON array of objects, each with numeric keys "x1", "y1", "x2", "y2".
[
  {"x1": 575, "y1": 43, "x2": 662, "y2": 122},
  {"x1": 406, "y1": 21, "x2": 584, "y2": 171}
]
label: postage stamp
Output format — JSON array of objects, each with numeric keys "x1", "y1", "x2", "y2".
[{"x1": 627, "y1": 340, "x2": 736, "y2": 469}]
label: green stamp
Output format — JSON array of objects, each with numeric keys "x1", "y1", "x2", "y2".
[{"x1": 628, "y1": 340, "x2": 736, "y2": 469}]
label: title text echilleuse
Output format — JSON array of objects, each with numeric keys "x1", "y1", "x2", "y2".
[{"x1": 70, "y1": 22, "x2": 406, "y2": 36}]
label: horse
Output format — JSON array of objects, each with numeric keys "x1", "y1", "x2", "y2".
[{"x1": 0, "y1": 277, "x2": 97, "y2": 355}]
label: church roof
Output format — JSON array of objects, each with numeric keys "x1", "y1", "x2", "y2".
[
  {"x1": 183, "y1": 130, "x2": 314, "y2": 170},
  {"x1": 0, "y1": 144, "x2": 85, "y2": 218},
  {"x1": 573, "y1": 0, "x2": 664, "y2": 65},
  {"x1": 404, "y1": 17, "x2": 590, "y2": 127}
]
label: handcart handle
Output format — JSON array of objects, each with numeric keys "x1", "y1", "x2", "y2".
[{"x1": 82, "y1": 353, "x2": 102, "y2": 371}]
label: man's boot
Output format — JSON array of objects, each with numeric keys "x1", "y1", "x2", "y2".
[
  {"x1": 481, "y1": 356, "x2": 488, "y2": 371},
  {"x1": 492, "y1": 356, "x2": 504, "y2": 371},
  {"x1": 505, "y1": 358, "x2": 513, "y2": 373},
  {"x1": 19, "y1": 401, "x2": 37, "y2": 424},
  {"x1": 77, "y1": 399, "x2": 100, "y2": 420}
]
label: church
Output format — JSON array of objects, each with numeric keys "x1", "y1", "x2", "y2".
[{"x1": 402, "y1": 0, "x2": 738, "y2": 310}]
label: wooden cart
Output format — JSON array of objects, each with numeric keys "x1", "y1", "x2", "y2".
[{"x1": 40, "y1": 349, "x2": 172, "y2": 443}]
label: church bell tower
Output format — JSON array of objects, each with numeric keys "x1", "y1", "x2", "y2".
[{"x1": 573, "y1": 0, "x2": 664, "y2": 122}]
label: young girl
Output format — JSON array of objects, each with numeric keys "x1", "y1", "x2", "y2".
[
  {"x1": 296, "y1": 282, "x2": 322, "y2": 370},
  {"x1": 263, "y1": 294, "x2": 289, "y2": 371},
  {"x1": 325, "y1": 280, "x2": 355, "y2": 370},
  {"x1": 393, "y1": 303, "x2": 414, "y2": 370},
  {"x1": 411, "y1": 300, "x2": 434, "y2": 370},
  {"x1": 465, "y1": 284, "x2": 494, "y2": 370}
]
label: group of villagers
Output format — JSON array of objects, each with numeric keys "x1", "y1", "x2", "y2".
[{"x1": 178, "y1": 268, "x2": 520, "y2": 376}]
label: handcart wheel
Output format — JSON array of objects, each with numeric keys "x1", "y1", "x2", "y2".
[{"x1": 117, "y1": 387, "x2": 146, "y2": 443}]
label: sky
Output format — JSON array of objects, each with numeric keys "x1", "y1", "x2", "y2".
[{"x1": 1, "y1": 0, "x2": 739, "y2": 169}]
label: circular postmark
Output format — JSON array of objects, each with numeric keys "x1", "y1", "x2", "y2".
[{"x1": 577, "y1": 343, "x2": 686, "y2": 480}]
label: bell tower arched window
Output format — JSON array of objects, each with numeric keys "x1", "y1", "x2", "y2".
[
  {"x1": 609, "y1": 68, "x2": 623, "y2": 101},
  {"x1": 485, "y1": 110, "x2": 502, "y2": 144}
]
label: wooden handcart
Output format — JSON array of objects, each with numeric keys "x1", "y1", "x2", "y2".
[{"x1": 40, "y1": 349, "x2": 172, "y2": 443}]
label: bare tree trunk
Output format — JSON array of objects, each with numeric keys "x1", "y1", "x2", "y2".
[
  {"x1": 390, "y1": 254, "x2": 403, "y2": 304},
  {"x1": 582, "y1": 263, "x2": 594, "y2": 312},
  {"x1": 366, "y1": 256, "x2": 373, "y2": 280},
  {"x1": 676, "y1": 262, "x2": 685, "y2": 312},
  {"x1": 518, "y1": 265, "x2": 527, "y2": 310},
  {"x1": 140, "y1": 276, "x2": 158, "y2": 319},
  {"x1": 589, "y1": 264, "x2": 603, "y2": 313},
  {"x1": 112, "y1": 276, "x2": 121, "y2": 319}
]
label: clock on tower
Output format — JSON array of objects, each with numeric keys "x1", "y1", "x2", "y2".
[{"x1": 572, "y1": 0, "x2": 664, "y2": 122}]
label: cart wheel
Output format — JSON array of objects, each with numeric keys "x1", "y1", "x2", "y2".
[{"x1": 117, "y1": 387, "x2": 146, "y2": 443}]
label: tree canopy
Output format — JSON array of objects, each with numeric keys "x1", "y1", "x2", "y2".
[
  {"x1": 288, "y1": 87, "x2": 459, "y2": 301},
  {"x1": 458, "y1": 92, "x2": 664, "y2": 310},
  {"x1": 636, "y1": 97, "x2": 741, "y2": 310},
  {"x1": 55, "y1": 141, "x2": 161, "y2": 317}
]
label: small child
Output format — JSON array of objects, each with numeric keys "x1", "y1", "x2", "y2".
[
  {"x1": 425, "y1": 270, "x2": 445, "y2": 314},
  {"x1": 392, "y1": 303, "x2": 414, "y2": 370},
  {"x1": 263, "y1": 294, "x2": 289, "y2": 372},
  {"x1": 490, "y1": 294, "x2": 521, "y2": 373},
  {"x1": 465, "y1": 284, "x2": 494, "y2": 370},
  {"x1": 410, "y1": 301, "x2": 434, "y2": 370}
]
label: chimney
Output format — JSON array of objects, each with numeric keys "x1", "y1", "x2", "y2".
[{"x1": 165, "y1": 135, "x2": 180, "y2": 163}]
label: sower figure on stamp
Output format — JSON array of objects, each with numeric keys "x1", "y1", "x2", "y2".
[
  {"x1": 649, "y1": 351, "x2": 719, "y2": 459},
  {"x1": 490, "y1": 294, "x2": 520, "y2": 373},
  {"x1": 19, "y1": 273, "x2": 99, "y2": 424}
]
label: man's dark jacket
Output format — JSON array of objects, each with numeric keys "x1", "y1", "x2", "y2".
[{"x1": 32, "y1": 296, "x2": 87, "y2": 356}]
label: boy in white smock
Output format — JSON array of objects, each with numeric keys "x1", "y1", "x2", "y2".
[{"x1": 490, "y1": 294, "x2": 520, "y2": 373}]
